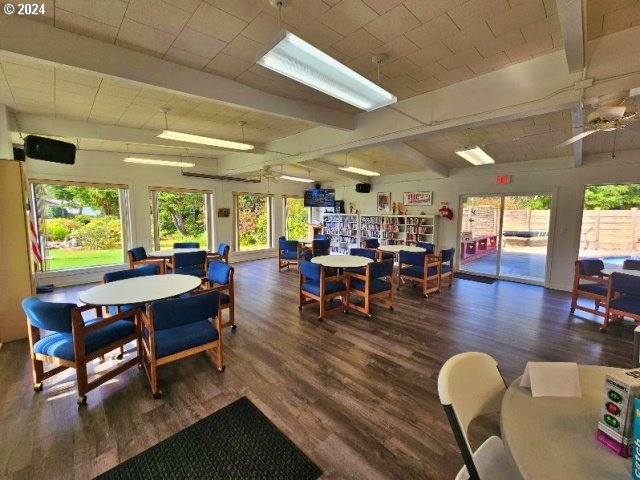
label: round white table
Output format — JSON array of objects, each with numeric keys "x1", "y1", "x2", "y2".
[
  {"x1": 501, "y1": 365, "x2": 629, "y2": 479},
  {"x1": 377, "y1": 245, "x2": 426, "y2": 253},
  {"x1": 148, "y1": 248, "x2": 206, "y2": 258},
  {"x1": 79, "y1": 274, "x2": 202, "y2": 306},
  {"x1": 311, "y1": 255, "x2": 373, "y2": 269},
  {"x1": 602, "y1": 268, "x2": 640, "y2": 277}
]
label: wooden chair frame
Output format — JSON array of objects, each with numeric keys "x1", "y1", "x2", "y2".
[
  {"x1": 348, "y1": 266, "x2": 394, "y2": 318},
  {"x1": 569, "y1": 261, "x2": 608, "y2": 318},
  {"x1": 439, "y1": 250, "x2": 455, "y2": 288},
  {"x1": 139, "y1": 296, "x2": 224, "y2": 398},
  {"x1": 127, "y1": 250, "x2": 165, "y2": 274},
  {"x1": 279, "y1": 242, "x2": 302, "y2": 272},
  {"x1": 207, "y1": 245, "x2": 230, "y2": 265},
  {"x1": 398, "y1": 254, "x2": 441, "y2": 298},
  {"x1": 602, "y1": 274, "x2": 640, "y2": 331},
  {"x1": 203, "y1": 269, "x2": 235, "y2": 330},
  {"x1": 28, "y1": 305, "x2": 141, "y2": 405},
  {"x1": 299, "y1": 266, "x2": 349, "y2": 320}
]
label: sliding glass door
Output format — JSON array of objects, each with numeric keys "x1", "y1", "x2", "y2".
[{"x1": 459, "y1": 193, "x2": 552, "y2": 284}]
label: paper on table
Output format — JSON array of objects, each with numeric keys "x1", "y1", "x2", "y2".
[{"x1": 519, "y1": 362, "x2": 582, "y2": 397}]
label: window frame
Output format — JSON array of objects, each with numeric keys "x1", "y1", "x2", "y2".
[{"x1": 234, "y1": 192, "x2": 274, "y2": 252}]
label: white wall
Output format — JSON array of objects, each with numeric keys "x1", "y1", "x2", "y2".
[
  {"x1": 25, "y1": 150, "x2": 305, "y2": 286},
  {"x1": 329, "y1": 151, "x2": 640, "y2": 292}
]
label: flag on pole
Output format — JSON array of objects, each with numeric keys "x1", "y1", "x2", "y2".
[{"x1": 29, "y1": 212, "x2": 42, "y2": 271}]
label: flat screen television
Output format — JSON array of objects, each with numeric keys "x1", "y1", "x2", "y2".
[{"x1": 304, "y1": 188, "x2": 335, "y2": 207}]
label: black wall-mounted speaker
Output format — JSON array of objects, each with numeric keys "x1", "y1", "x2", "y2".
[
  {"x1": 355, "y1": 183, "x2": 371, "y2": 193},
  {"x1": 314, "y1": 182, "x2": 321, "y2": 189},
  {"x1": 24, "y1": 135, "x2": 76, "y2": 165},
  {"x1": 13, "y1": 147, "x2": 25, "y2": 161}
]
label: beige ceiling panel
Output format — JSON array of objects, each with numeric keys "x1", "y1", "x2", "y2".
[
  {"x1": 55, "y1": 69, "x2": 102, "y2": 88},
  {"x1": 164, "y1": 47, "x2": 211, "y2": 70},
  {"x1": 409, "y1": 63, "x2": 448, "y2": 81},
  {"x1": 276, "y1": 0, "x2": 334, "y2": 29},
  {"x1": 240, "y1": 12, "x2": 282, "y2": 44},
  {"x1": 322, "y1": 46, "x2": 355, "y2": 64},
  {"x1": 220, "y1": 35, "x2": 263, "y2": 64},
  {"x1": 126, "y1": 0, "x2": 191, "y2": 35},
  {"x1": 521, "y1": 14, "x2": 562, "y2": 42},
  {"x1": 443, "y1": 23, "x2": 495, "y2": 54},
  {"x1": 405, "y1": 41, "x2": 451, "y2": 67},
  {"x1": 332, "y1": 28, "x2": 382, "y2": 58},
  {"x1": 93, "y1": 93, "x2": 136, "y2": 108},
  {"x1": 187, "y1": 3, "x2": 248, "y2": 42},
  {"x1": 204, "y1": 53, "x2": 251, "y2": 79},
  {"x1": 172, "y1": 28, "x2": 227, "y2": 59},
  {"x1": 475, "y1": 29, "x2": 526, "y2": 57},
  {"x1": 407, "y1": 77, "x2": 446, "y2": 95},
  {"x1": 363, "y1": 4, "x2": 421, "y2": 43},
  {"x1": 55, "y1": 90, "x2": 95, "y2": 106},
  {"x1": 5, "y1": 77, "x2": 54, "y2": 94},
  {"x1": 405, "y1": 15, "x2": 460, "y2": 48},
  {"x1": 448, "y1": 0, "x2": 511, "y2": 30},
  {"x1": 467, "y1": 52, "x2": 510, "y2": 75},
  {"x1": 371, "y1": 35, "x2": 420, "y2": 61},
  {"x1": 99, "y1": 82, "x2": 139, "y2": 100},
  {"x1": 602, "y1": 3, "x2": 640, "y2": 37},
  {"x1": 318, "y1": 0, "x2": 378, "y2": 36},
  {"x1": 362, "y1": 0, "x2": 404, "y2": 15},
  {"x1": 435, "y1": 66, "x2": 475, "y2": 85},
  {"x1": 2, "y1": 61, "x2": 53, "y2": 79},
  {"x1": 162, "y1": 0, "x2": 201, "y2": 14},
  {"x1": 586, "y1": 0, "x2": 640, "y2": 40},
  {"x1": 438, "y1": 49, "x2": 483, "y2": 71},
  {"x1": 116, "y1": 19, "x2": 175, "y2": 57},
  {"x1": 404, "y1": 0, "x2": 468, "y2": 23},
  {"x1": 56, "y1": 0, "x2": 128, "y2": 27},
  {"x1": 506, "y1": 34, "x2": 555, "y2": 62},
  {"x1": 488, "y1": 0, "x2": 547, "y2": 37},
  {"x1": 206, "y1": 0, "x2": 267, "y2": 22},
  {"x1": 383, "y1": 57, "x2": 420, "y2": 78}
]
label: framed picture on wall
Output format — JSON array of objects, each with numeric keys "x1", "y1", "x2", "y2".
[
  {"x1": 217, "y1": 208, "x2": 230, "y2": 218},
  {"x1": 403, "y1": 191, "x2": 433, "y2": 206},
  {"x1": 377, "y1": 192, "x2": 391, "y2": 212}
]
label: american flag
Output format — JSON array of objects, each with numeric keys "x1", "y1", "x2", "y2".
[{"x1": 29, "y1": 187, "x2": 44, "y2": 272}]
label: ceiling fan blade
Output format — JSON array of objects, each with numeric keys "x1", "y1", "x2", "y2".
[{"x1": 555, "y1": 130, "x2": 598, "y2": 148}]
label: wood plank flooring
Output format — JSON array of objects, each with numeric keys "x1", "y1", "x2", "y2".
[{"x1": 0, "y1": 259, "x2": 635, "y2": 479}]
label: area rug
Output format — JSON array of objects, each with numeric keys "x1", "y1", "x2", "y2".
[
  {"x1": 454, "y1": 272, "x2": 497, "y2": 284},
  {"x1": 95, "y1": 397, "x2": 322, "y2": 480}
]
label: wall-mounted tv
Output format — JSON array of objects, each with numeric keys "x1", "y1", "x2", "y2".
[{"x1": 304, "y1": 188, "x2": 335, "y2": 207}]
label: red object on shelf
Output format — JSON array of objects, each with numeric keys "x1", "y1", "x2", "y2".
[{"x1": 496, "y1": 174, "x2": 511, "y2": 184}]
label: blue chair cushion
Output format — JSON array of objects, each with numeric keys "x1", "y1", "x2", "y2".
[
  {"x1": 207, "y1": 262, "x2": 233, "y2": 286},
  {"x1": 401, "y1": 265, "x2": 424, "y2": 278},
  {"x1": 219, "y1": 292, "x2": 230, "y2": 305},
  {"x1": 579, "y1": 283, "x2": 608, "y2": 295},
  {"x1": 301, "y1": 280, "x2": 345, "y2": 297},
  {"x1": 280, "y1": 251, "x2": 299, "y2": 260},
  {"x1": 441, "y1": 264, "x2": 452, "y2": 274},
  {"x1": 350, "y1": 278, "x2": 391, "y2": 294},
  {"x1": 153, "y1": 319, "x2": 219, "y2": 358},
  {"x1": 169, "y1": 266, "x2": 206, "y2": 277},
  {"x1": 380, "y1": 251, "x2": 394, "y2": 261},
  {"x1": 33, "y1": 319, "x2": 135, "y2": 361},
  {"x1": 107, "y1": 304, "x2": 144, "y2": 316},
  {"x1": 610, "y1": 296, "x2": 640, "y2": 315},
  {"x1": 345, "y1": 267, "x2": 366, "y2": 275}
]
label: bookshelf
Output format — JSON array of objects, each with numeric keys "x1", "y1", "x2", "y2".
[
  {"x1": 322, "y1": 213, "x2": 359, "y2": 254},
  {"x1": 359, "y1": 215, "x2": 437, "y2": 246}
]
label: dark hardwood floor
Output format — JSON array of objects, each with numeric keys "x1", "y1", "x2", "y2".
[{"x1": 0, "y1": 259, "x2": 634, "y2": 479}]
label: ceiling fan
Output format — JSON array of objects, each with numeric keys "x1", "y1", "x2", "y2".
[
  {"x1": 253, "y1": 166, "x2": 280, "y2": 183},
  {"x1": 556, "y1": 96, "x2": 639, "y2": 148}
]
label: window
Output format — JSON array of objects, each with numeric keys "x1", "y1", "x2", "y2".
[
  {"x1": 149, "y1": 188, "x2": 212, "y2": 250},
  {"x1": 235, "y1": 193, "x2": 272, "y2": 251},
  {"x1": 284, "y1": 196, "x2": 308, "y2": 240},
  {"x1": 30, "y1": 181, "x2": 130, "y2": 270}
]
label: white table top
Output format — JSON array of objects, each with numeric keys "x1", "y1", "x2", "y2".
[
  {"x1": 79, "y1": 274, "x2": 202, "y2": 306},
  {"x1": 311, "y1": 255, "x2": 374, "y2": 268},
  {"x1": 602, "y1": 268, "x2": 640, "y2": 277},
  {"x1": 377, "y1": 245, "x2": 426, "y2": 253},
  {"x1": 148, "y1": 248, "x2": 206, "y2": 258},
  {"x1": 501, "y1": 365, "x2": 629, "y2": 479}
]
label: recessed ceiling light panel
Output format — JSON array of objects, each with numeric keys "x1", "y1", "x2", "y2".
[
  {"x1": 338, "y1": 166, "x2": 381, "y2": 176},
  {"x1": 124, "y1": 157, "x2": 195, "y2": 167},
  {"x1": 454, "y1": 146, "x2": 495, "y2": 166},
  {"x1": 158, "y1": 130, "x2": 254, "y2": 151}
]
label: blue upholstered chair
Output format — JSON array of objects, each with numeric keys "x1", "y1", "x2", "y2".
[
  {"x1": 127, "y1": 246, "x2": 165, "y2": 273},
  {"x1": 349, "y1": 259, "x2": 394, "y2": 317},
  {"x1": 623, "y1": 259, "x2": 640, "y2": 271},
  {"x1": 299, "y1": 260, "x2": 348, "y2": 320},
  {"x1": 314, "y1": 234, "x2": 328, "y2": 240},
  {"x1": 103, "y1": 264, "x2": 158, "y2": 316},
  {"x1": 416, "y1": 242, "x2": 435, "y2": 254},
  {"x1": 570, "y1": 259, "x2": 607, "y2": 319},
  {"x1": 207, "y1": 242, "x2": 230, "y2": 264},
  {"x1": 140, "y1": 290, "x2": 223, "y2": 398},
  {"x1": 363, "y1": 238, "x2": 394, "y2": 261},
  {"x1": 205, "y1": 261, "x2": 235, "y2": 330},
  {"x1": 21, "y1": 297, "x2": 140, "y2": 405},
  {"x1": 279, "y1": 236, "x2": 302, "y2": 271},
  {"x1": 439, "y1": 248, "x2": 456, "y2": 288},
  {"x1": 173, "y1": 242, "x2": 200, "y2": 248},
  {"x1": 312, "y1": 238, "x2": 331, "y2": 257},
  {"x1": 166, "y1": 250, "x2": 207, "y2": 281},
  {"x1": 346, "y1": 248, "x2": 377, "y2": 275},
  {"x1": 603, "y1": 272, "x2": 640, "y2": 332},
  {"x1": 397, "y1": 250, "x2": 441, "y2": 298}
]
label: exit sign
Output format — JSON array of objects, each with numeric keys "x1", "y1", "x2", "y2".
[{"x1": 496, "y1": 174, "x2": 511, "y2": 184}]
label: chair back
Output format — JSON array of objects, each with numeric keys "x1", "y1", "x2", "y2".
[
  {"x1": 623, "y1": 259, "x2": 640, "y2": 271},
  {"x1": 173, "y1": 242, "x2": 199, "y2": 248},
  {"x1": 399, "y1": 250, "x2": 425, "y2": 266},
  {"x1": 364, "y1": 238, "x2": 380, "y2": 249},
  {"x1": 416, "y1": 242, "x2": 434, "y2": 254},
  {"x1": 577, "y1": 259, "x2": 604, "y2": 276},
  {"x1": 312, "y1": 239, "x2": 330, "y2": 255},
  {"x1": 150, "y1": 290, "x2": 220, "y2": 331},
  {"x1": 22, "y1": 297, "x2": 75, "y2": 333},
  {"x1": 279, "y1": 238, "x2": 300, "y2": 251},
  {"x1": 299, "y1": 260, "x2": 322, "y2": 282},
  {"x1": 207, "y1": 261, "x2": 234, "y2": 286},
  {"x1": 440, "y1": 247, "x2": 455, "y2": 263},
  {"x1": 128, "y1": 246, "x2": 148, "y2": 261},
  {"x1": 173, "y1": 250, "x2": 207, "y2": 268},
  {"x1": 350, "y1": 248, "x2": 376, "y2": 260},
  {"x1": 368, "y1": 259, "x2": 393, "y2": 279},
  {"x1": 104, "y1": 264, "x2": 158, "y2": 283},
  {"x1": 217, "y1": 243, "x2": 230, "y2": 258},
  {"x1": 314, "y1": 234, "x2": 328, "y2": 240},
  {"x1": 438, "y1": 352, "x2": 506, "y2": 477},
  {"x1": 611, "y1": 272, "x2": 640, "y2": 295}
]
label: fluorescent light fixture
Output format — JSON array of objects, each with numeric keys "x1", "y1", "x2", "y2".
[
  {"x1": 454, "y1": 146, "x2": 495, "y2": 166},
  {"x1": 338, "y1": 166, "x2": 381, "y2": 176},
  {"x1": 158, "y1": 130, "x2": 254, "y2": 151},
  {"x1": 279, "y1": 175, "x2": 315, "y2": 183},
  {"x1": 256, "y1": 30, "x2": 397, "y2": 112},
  {"x1": 124, "y1": 157, "x2": 195, "y2": 168}
]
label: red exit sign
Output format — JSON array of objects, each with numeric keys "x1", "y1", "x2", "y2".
[{"x1": 496, "y1": 174, "x2": 511, "y2": 184}]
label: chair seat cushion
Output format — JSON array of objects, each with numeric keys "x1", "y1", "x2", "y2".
[
  {"x1": 33, "y1": 319, "x2": 135, "y2": 361},
  {"x1": 153, "y1": 319, "x2": 219, "y2": 358},
  {"x1": 345, "y1": 267, "x2": 366, "y2": 275},
  {"x1": 107, "y1": 304, "x2": 144, "y2": 316},
  {"x1": 610, "y1": 295, "x2": 640, "y2": 315},
  {"x1": 219, "y1": 292, "x2": 230, "y2": 305},
  {"x1": 578, "y1": 282, "x2": 608, "y2": 296},
  {"x1": 301, "y1": 280, "x2": 345, "y2": 297},
  {"x1": 380, "y1": 252, "x2": 394, "y2": 261},
  {"x1": 441, "y1": 264, "x2": 452, "y2": 274},
  {"x1": 401, "y1": 265, "x2": 424, "y2": 278},
  {"x1": 168, "y1": 266, "x2": 206, "y2": 277},
  {"x1": 350, "y1": 278, "x2": 391, "y2": 294},
  {"x1": 280, "y1": 251, "x2": 299, "y2": 260}
]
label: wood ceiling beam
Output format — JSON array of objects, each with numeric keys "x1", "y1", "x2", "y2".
[
  {"x1": 570, "y1": 107, "x2": 584, "y2": 167},
  {"x1": 302, "y1": 160, "x2": 369, "y2": 182},
  {"x1": 556, "y1": 0, "x2": 585, "y2": 74},
  {"x1": 382, "y1": 143, "x2": 449, "y2": 178},
  {"x1": 0, "y1": 16, "x2": 355, "y2": 131}
]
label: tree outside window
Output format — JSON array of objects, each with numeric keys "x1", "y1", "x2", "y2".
[
  {"x1": 150, "y1": 190, "x2": 210, "y2": 249},
  {"x1": 236, "y1": 194, "x2": 271, "y2": 251},
  {"x1": 284, "y1": 196, "x2": 308, "y2": 240}
]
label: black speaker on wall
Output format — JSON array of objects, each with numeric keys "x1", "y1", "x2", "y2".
[
  {"x1": 13, "y1": 147, "x2": 25, "y2": 161},
  {"x1": 355, "y1": 183, "x2": 371, "y2": 193},
  {"x1": 24, "y1": 135, "x2": 76, "y2": 165}
]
